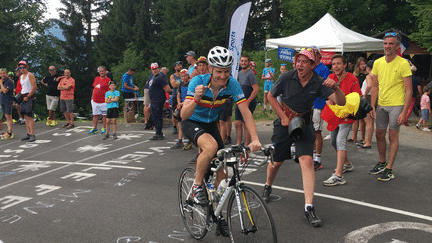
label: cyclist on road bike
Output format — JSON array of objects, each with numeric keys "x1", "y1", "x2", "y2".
[{"x1": 181, "y1": 46, "x2": 262, "y2": 206}]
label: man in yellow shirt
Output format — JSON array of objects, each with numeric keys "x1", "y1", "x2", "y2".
[{"x1": 369, "y1": 32, "x2": 412, "y2": 181}]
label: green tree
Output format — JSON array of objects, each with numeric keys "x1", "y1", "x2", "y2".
[
  {"x1": 410, "y1": 0, "x2": 432, "y2": 53},
  {"x1": 0, "y1": 0, "x2": 45, "y2": 68}
]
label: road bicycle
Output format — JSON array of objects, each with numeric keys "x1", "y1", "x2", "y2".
[{"x1": 178, "y1": 144, "x2": 277, "y2": 242}]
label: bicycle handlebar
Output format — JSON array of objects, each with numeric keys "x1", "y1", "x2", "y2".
[{"x1": 211, "y1": 144, "x2": 274, "y2": 172}]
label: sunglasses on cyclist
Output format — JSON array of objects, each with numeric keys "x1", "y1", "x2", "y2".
[{"x1": 384, "y1": 32, "x2": 398, "y2": 37}]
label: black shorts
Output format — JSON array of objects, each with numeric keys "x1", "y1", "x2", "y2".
[
  {"x1": 171, "y1": 96, "x2": 178, "y2": 110},
  {"x1": 122, "y1": 92, "x2": 134, "y2": 99},
  {"x1": 181, "y1": 119, "x2": 224, "y2": 150},
  {"x1": 107, "y1": 107, "x2": 119, "y2": 118},
  {"x1": 1, "y1": 103, "x2": 13, "y2": 115},
  {"x1": 235, "y1": 100, "x2": 256, "y2": 122},
  {"x1": 219, "y1": 100, "x2": 233, "y2": 122},
  {"x1": 271, "y1": 118, "x2": 315, "y2": 163}
]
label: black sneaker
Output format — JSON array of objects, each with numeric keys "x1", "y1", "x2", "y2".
[
  {"x1": 103, "y1": 134, "x2": 109, "y2": 140},
  {"x1": 262, "y1": 185, "x2": 272, "y2": 203},
  {"x1": 28, "y1": 135, "x2": 36, "y2": 142},
  {"x1": 192, "y1": 185, "x2": 209, "y2": 205},
  {"x1": 224, "y1": 136, "x2": 231, "y2": 145},
  {"x1": 21, "y1": 134, "x2": 30, "y2": 141},
  {"x1": 304, "y1": 206, "x2": 322, "y2": 227},
  {"x1": 149, "y1": 133, "x2": 164, "y2": 140},
  {"x1": 377, "y1": 168, "x2": 394, "y2": 181},
  {"x1": 369, "y1": 162, "x2": 387, "y2": 175},
  {"x1": 113, "y1": 133, "x2": 118, "y2": 139},
  {"x1": 314, "y1": 161, "x2": 322, "y2": 171},
  {"x1": 216, "y1": 215, "x2": 229, "y2": 237}
]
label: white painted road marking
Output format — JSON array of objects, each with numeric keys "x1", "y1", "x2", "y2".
[{"x1": 244, "y1": 181, "x2": 432, "y2": 222}]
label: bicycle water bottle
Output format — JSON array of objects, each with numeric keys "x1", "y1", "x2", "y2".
[
  {"x1": 215, "y1": 179, "x2": 228, "y2": 202},
  {"x1": 207, "y1": 183, "x2": 216, "y2": 201}
]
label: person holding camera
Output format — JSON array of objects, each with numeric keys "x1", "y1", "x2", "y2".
[{"x1": 0, "y1": 68, "x2": 15, "y2": 140}]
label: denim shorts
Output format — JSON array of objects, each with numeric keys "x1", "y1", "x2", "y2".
[{"x1": 421, "y1": 109, "x2": 429, "y2": 121}]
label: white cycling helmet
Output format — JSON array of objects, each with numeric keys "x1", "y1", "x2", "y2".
[{"x1": 207, "y1": 46, "x2": 234, "y2": 68}]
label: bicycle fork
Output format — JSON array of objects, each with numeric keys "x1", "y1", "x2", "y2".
[{"x1": 234, "y1": 187, "x2": 257, "y2": 234}]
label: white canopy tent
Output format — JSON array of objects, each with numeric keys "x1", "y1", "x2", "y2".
[{"x1": 266, "y1": 13, "x2": 383, "y2": 52}]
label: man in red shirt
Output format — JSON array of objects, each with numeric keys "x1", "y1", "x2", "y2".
[
  {"x1": 88, "y1": 66, "x2": 111, "y2": 134},
  {"x1": 323, "y1": 54, "x2": 362, "y2": 186}
]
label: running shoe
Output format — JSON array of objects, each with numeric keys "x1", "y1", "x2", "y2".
[
  {"x1": 224, "y1": 136, "x2": 231, "y2": 145},
  {"x1": 323, "y1": 173, "x2": 346, "y2": 186},
  {"x1": 183, "y1": 142, "x2": 193, "y2": 150},
  {"x1": 216, "y1": 215, "x2": 229, "y2": 237},
  {"x1": 51, "y1": 120, "x2": 58, "y2": 126},
  {"x1": 369, "y1": 161, "x2": 387, "y2": 175},
  {"x1": 416, "y1": 123, "x2": 421, "y2": 130},
  {"x1": 113, "y1": 133, "x2": 118, "y2": 139},
  {"x1": 377, "y1": 168, "x2": 394, "y2": 181},
  {"x1": 261, "y1": 185, "x2": 272, "y2": 203},
  {"x1": 149, "y1": 133, "x2": 164, "y2": 140},
  {"x1": 46, "y1": 119, "x2": 51, "y2": 126},
  {"x1": 88, "y1": 128, "x2": 98, "y2": 134},
  {"x1": 103, "y1": 134, "x2": 109, "y2": 140},
  {"x1": 170, "y1": 142, "x2": 183, "y2": 149},
  {"x1": 19, "y1": 119, "x2": 26, "y2": 125},
  {"x1": 192, "y1": 185, "x2": 209, "y2": 205},
  {"x1": 422, "y1": 127, "x2": 431, "y2": 132},
  {"x1": 342, "y1": 163, "x2": 354, "y2": 173},
  {"x1": 101, "y1": 128, "x2": 106, "y2": 134},
  {"x1": 21, "y1": 134, "x2": 31, "y2": 141},
  {"x1": 304, "y1": 206, "x2": 322, "y2": 227},
  {"x1": 172, "y1": 126, "x2": 178, "y2": 134},
  {"x1": 1, "y1": 133, "x2": 14, "y2": 140},
  {"x1": 28, "y1": 135, "x2": 36, "y2": 142},
  {"x1": 314, "y1": 161, "x2": 323, "y2": 171}
]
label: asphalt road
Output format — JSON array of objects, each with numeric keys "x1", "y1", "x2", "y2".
[{"x1": 0, "y1": 121, "x2": 431, "y2": 243}]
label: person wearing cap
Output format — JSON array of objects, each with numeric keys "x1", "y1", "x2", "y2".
[
  {"x1": 368, "y1": 32, "x2": 412, "y2": 181},
  {"x1": 57, "y1": 69, "x2": 75, "y2": 129},
  {"x1": 261, "y1": 58, "x2": 275, "y2": 113},
  {"x1": 322, "y1": 54, "x2": 362, "y2": 187},
  {"x1": 250, "y1": 61, "x2": 257, "y2": 75},
  {"x1": 234, "y1": 54, "x2": 259, "y2": 146},
  {"x1": 180, "y1": 46, "x2": 261, "y2": 236},
  {"x1": 185, "y1": 50, "x2": 197, "y2": 78},
  {"x1": 121, "y1": 67, "x2": 138, "y2": 114},
  {"x1": 148, "y1": 62, "x2": 172, "y2": 140},
  {"x1": 88, "y1": 66, "x2": 111, "y2": 135},
  {"x1": 192, "y1": 56, "x2": 210, "y2": 76},
  {"x1": 13, "y1": 68, "x2": 25, "y2": 125},
  {"x1": 160, "y1": 67, "x2": 169, "y2": 76},
  {"x1": 359, "y1": 60, "x2": 375, "y2": 148},
  {"x1": 261, "y1": 48, "x2": 346, "y2": 227},
  {"x1": 16, "y1": 60, "x2": 37, "y2": 142},
  {"x1": 0, "y1": 68, "x2": 15, "y2": 140},
  {"x1": 41, "y1": 66, "x2": 61, "y2": 127},
  {"x1": 170, "y1": 61, "x2": 183, "y2": 135},
  {"x1": 311, "y1": 47, "x2": 330, "y2": 170}
]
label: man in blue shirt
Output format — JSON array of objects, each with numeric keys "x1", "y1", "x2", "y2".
[
  {"x1": 148, "y1": 63, "x2": 171, "y2": 140},
  {"x1": 312, "y1": 48, "x2": 330, "y2": 170},
  {"x1": 121, "y1": 68, "x2": 138, "y2": 112}
]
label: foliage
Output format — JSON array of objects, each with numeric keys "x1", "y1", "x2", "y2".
[{"x1": 409, "y1": 0, "x2": 432, "y2": 53}]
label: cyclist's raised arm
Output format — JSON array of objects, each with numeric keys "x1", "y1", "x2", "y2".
[{"x1": 237, "y1": 101, "x2": 261, "y2": 152}]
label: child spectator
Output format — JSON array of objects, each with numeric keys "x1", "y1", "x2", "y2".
[
  {"x1": 171, "y1": 69, "x2": 190, "y2": 149},
  {"x1": 416, "y1": 86, "x2": 431, "y2": 132},
  {"x1": 104, "y1": 81, "x2": 120, "y2": 139}
]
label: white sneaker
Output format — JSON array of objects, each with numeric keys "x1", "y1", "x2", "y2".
[
  {"x1": 422, "y1": 127, "x2": 431, "y2": 132},
  {"x1": 416, "y1": 124, "x2": 421, "y2": 130},
  {"x1": 324, "y1": 135, "x2": 331, "y2": 140}
]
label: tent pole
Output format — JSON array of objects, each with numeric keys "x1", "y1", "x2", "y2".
[{"x1": 265, "y1": 48, "x2": 268, "y2": 60}]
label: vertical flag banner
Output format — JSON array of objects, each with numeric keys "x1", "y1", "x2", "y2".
[{"x1": 228, "y1": 1, "x2": 252, "y2": 79}]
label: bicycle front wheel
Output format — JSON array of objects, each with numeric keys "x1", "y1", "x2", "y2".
[
  {"x1": 227, "y1": 185, "x2": 277, "y2": 242},
  {"x1": 178, "y1": 167, "x2": 208, "y2": 239}
]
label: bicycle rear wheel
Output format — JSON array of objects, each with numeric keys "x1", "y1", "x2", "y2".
[
  {"x1": 178, "y1": 167, "x2": 208, "y2": 239},
  {"x1": 227, "y1": 185, "x2": 277, "y2": 242}
]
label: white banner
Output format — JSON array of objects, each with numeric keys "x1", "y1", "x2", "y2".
[{"x1": 228, "y1": 1, "x2": 252, "y2": 80}]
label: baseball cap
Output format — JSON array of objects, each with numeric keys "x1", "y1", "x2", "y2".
[
  {"x1": 265, "y1": 59, "x2": 272, "y2": 63},
  {"x1": 17, "y1": 60, "x2": 29, "y2": 68},
  {"x1": 8, "y1": 72, "x2": 14, "y2": 76},
  {"x1": 173, "y1": 61, "x2": 182, "y2": 67},
  {"x1": 366, "y1": 60, "x2": 374, "y2": 69},
  {"x1": 196, "y1": 56, "x2": 208, "y2": 64},
  {"x1": 180, "y1": 69, "x2": 188, "y2": 74},
  {"x1": 184, "y1": 51, "x2": 196, "y2": 58},
  {"x1": 294, "y1": 48, "x2": 317, "y2": 64},
  {"x1": 150, "y1": 63, "x2": 159, "y2": 70},
  {"x1": 250, "y1": 61, "x2": 257, "y2": 67}
]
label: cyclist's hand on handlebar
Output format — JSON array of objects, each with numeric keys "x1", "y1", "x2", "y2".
[{"x1": 248, "y1": 140, "x2": 262, "y2": 152}]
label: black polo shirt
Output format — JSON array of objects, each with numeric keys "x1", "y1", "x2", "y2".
[
  {"x1": 43, "y1": 74, "x2": 61, "y2": 96},
  {"x1": 149, "y1": 72, "x2": 168, "y2": 103},
  {"x1": 270, "y1": 69, "x2": 334, "y2": 114}
]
